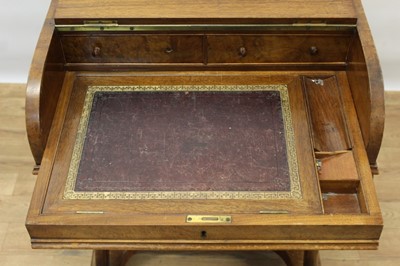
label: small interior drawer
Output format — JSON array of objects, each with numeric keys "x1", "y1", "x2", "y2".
[
  {"x1": 207, "y1": 34, "x2": 352, "y2": 64},
  {"x1": 61, "y1": 34, "x2": 204, "y2": 63}
]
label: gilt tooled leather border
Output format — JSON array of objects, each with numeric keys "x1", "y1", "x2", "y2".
[{"x1": 63, "y1": 85, "x2": 302, "y2": 200}]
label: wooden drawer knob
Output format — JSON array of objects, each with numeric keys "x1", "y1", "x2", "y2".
[
  {"x1": 92, "y1": 46, "x2": 101, "y2": 57},
  {"x1": 239, "y1": 46, "x2": 247, "y2": 57},
  {"x1": 165, "y1": 47, "x2": 174, "y2": 54},
  {"x1": 309, "y1": 46, "x2": 318, "y2": 55}
]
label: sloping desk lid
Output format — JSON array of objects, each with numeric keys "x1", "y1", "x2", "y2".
[{"x1": 37, "y1": 73, "x2": 321, "y2": 215}]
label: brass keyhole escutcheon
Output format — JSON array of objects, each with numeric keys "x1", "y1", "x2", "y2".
[{"x1": 186, "y1": 215, "x2": 232, "y2": 223}]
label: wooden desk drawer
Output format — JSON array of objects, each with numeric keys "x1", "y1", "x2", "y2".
[
  {"x1": 61, "y1": 35, "x2": 204, "y2": 63},
  {"x1": 207, "y1": 35, "x2": 352, "y2": 63}
]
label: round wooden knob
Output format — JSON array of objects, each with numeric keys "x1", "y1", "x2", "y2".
[
  {"x1": 165, "y1": 47, "x2": 174, "y2": 54},
  {"x1": 239, "y1": 46, "x2": 247, "y2": 57},
  {"x1": 92, "y1": 46, "x2": 101, "y2": 57},
  {"x1": 309, "y1": 46, "x2": 318, "y2": 55}
]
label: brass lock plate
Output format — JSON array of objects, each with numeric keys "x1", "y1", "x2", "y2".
[{"x1": 186, "y1": 215, "x2": 232, "y2": 223}]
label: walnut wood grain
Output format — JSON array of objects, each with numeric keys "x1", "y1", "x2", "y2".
[
  {"x1": 61, "y1": 34, "x2": 204, "y2": 63},
  {"x1": 4, "y1": 85, "x2": 398, "y2": 265},
  {"x1": 42, "y1": 72, "x2": 320, "y2": 214},
  {"x1": 91, "y1": 250, "x2": 109, "y2": 266},
  {"x1": 24, "y1": 0, "x2": 385, "y2": 259},
  {"x1": 318, "y1": 146, "x2": 362, "y2": 197},
  {"x1": 335, "y1": 71, "x2": 382, "y2": 216},
  {"x1": 26, "y1": 0, "x2": 385, "y2": 180},
  {"x1": 26, "y1": 72, "x2": 76, "y2": 221},
  {"x1": 304, "y1": 250, "x2": 321, "y2": 266},
  {"x1": 302, "y1": 76, "x2": 351, "y2": 152},
  {"x1": 30, "y1": 239, "x2": 380, "y2": 251},
  {"x1": 54, "y1": 0, "x2": 357, "y2": 24},
  {"x1": 347, "y1": 0, "x2": 385, "y2": 174},
  {"x1": 59, "y1": 33, "x2": 353, "y2": 65},
  {"x1": 25, "y1": 0, "x2": 56, "y2": 167},
  {"x1": 25, "y1": 0, "x2": 65, "y2": 168},
  {"x1": 207, "y1": 34, "x2": 352, "y2": 64},
  {"x1": 25, "y1": 71, "x2": 383, "y2": 251},
  {"x1": 322, "y1": 193, "x2": 361, "y2": 214},
  {"x1": 317, "y1": 152, "x2": 358, "y2": 182}
]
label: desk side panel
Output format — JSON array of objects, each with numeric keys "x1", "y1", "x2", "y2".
[
  {"x1": 26, "y1": 0, "x2": 66, "y2": 170},
  {"x1": 347, "y1": 0, "x2": 385, "y2": 174}
]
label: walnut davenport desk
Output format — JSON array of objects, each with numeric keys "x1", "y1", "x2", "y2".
[{"x1": 25, "y1": 0, "x2": 385, "y2": 265}]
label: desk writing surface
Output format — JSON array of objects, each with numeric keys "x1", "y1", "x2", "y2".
[{"x1": 65, "y1": 85, "x2": 300, "y2": 200}]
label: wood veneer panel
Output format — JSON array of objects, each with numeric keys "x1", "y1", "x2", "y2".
[
  {"x1": 302, "y1": 76, "x2": 351, "y2": 152},
  {"x1": 317, "y1": 152, "x2": 358, "y2": 182},
  {"x1": 40, "y1": 72, "x2": 322, "y2": 214},
  {"x1": 322, "y1": 193, "x2": 361, "y2": 214},
  {"x1": 346, "y1": 0, "x2": 385, "y2": 172},
  {"x1": 3, "y1": 84, "x2": 394, "y2": 262},
  {"x1": 207, "y1": 34, "x2": 352, "y2": 64},
  {"x1": 26, "y1": 0, "x2": 64, "y2": 168},
  {"x1": 54, "y1": 0, "x2": 357, "y2": 24},
  {"x1": 61, "y1": 35, "x2": 204, "y2": 63},
  {"x1": 335, "y1": 71, "x2": 382, "y2": 215},
  {"x1": 25, "y1": 71, "x2": 383, "y2": 250}
]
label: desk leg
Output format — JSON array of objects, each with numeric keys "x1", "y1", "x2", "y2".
[
  {"x1": 91, "y1": 250, "x2": 320, "y2": 266},
  {"x1": 92, "y1": 250, "x2": 138, "y2": 266},
  {"x1": 91, "y1": 250, "x2": 109, "y2": 266},
  {"x1": 304, "y1": 251, "x2": 321, "y2": 266},
  {"x1": 276, "y1": 251, "x2": 321, "y2": 266}
]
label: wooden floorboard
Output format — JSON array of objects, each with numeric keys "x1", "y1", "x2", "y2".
[{"x1": 0, "y1": 83, "x2": 398, "y2": 265}]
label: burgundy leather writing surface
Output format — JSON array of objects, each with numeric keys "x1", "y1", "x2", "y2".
[{"x1": 75, "y1": 91, "x2": 291, "y2": 192}]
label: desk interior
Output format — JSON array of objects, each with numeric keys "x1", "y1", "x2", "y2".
[{"x1": 26, "y1": 71, "x2": 382, "y2": 249}]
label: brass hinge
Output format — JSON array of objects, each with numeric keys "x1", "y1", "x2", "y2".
[
  {"x1": 83, "y1": 20, "x2": 119, "y2": 26},
  {"x1": 57, "y1": 21, "x2": 119, "y2": 32},
  {"x1": 259, "y1": 210, "x2": 289, "y2": 214},
  {"x1": 55, "y1": 23, "x2": 356, "y2": 32},
  {"x1": 75, "y1": 211, "x2": 104, "y2": 214}
]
